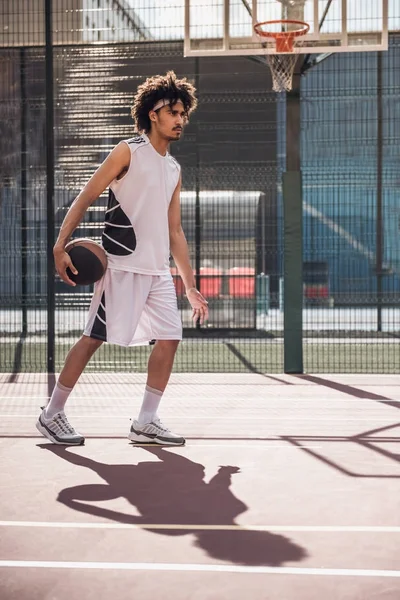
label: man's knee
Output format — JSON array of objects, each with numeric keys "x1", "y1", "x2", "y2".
[
  {"x1": 155, "y1": 339, "x2": 180, "y2": 353},
  {"x1": 80, "y1": 335, "x2": 103, "y2": 352}
]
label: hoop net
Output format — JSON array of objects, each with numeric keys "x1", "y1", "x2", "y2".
[{"x1": 254, "y1": 20, "x2": 310, "y2": 92}]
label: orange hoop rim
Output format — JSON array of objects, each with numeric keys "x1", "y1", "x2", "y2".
[
  {"x1": 254, "y1": 19, "x2": 310, "y2": 41},
  {"x1": 254, "y1": 19, "x2": 310, "y2": 53}
]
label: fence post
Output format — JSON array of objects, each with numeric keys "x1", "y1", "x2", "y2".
[
  {"x1": 284, "y1": 69, "x2": 303, "y2": 373},
  {"x1": 20, "y1": 48, "x2": 28, "y2": 335},
  {"x1": 376, "y1": 51, "x2": 383, "y2": 332},
  {"x1": 45, "y1": 0, "x2": 55, "y2": 372},
  {"x1": 256, "y1": 273, "x2": 270, "y2": 316}
]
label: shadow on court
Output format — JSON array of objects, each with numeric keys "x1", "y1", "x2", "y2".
[
  {"x1": 38, "y1": 444, "x2": 307, "y2": 567},
  {"x1": 296, "y1": 374, "x2": 398, "y2": 407},
  {"x1": 283, "y1": 421, "x2": 400, "y2": 479}
]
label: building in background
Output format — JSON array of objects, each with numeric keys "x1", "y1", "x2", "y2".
[{"x1": 0, "y1": 0, "x2": 151, "y2": 46}]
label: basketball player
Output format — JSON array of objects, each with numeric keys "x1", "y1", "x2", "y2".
[{"x1": 36, "y1": 71, "x2": 208, "y2": 447}]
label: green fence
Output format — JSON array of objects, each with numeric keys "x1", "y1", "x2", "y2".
[{"x1": 0, "y1": 3, "x2": 399, "y2": 373}]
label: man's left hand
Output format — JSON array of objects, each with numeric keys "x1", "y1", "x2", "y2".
[{"x1": 186, "y1": 288, "x2": 209, "y2": 325}]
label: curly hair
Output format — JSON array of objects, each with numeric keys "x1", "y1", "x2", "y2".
[{"x1": 131, "y1": 71, "x2": 197, "y2": 133}]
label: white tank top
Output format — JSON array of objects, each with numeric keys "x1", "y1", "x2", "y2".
[{"x1": 101, "y1": 133, "x2": 181, "y2": 275}]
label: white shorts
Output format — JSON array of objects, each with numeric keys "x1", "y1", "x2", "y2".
[{"x1": 83, "y1": 269, "x2": 182, "y2": 347}]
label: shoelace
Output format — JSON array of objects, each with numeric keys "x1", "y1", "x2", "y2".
[
  {"x1": 54, "y1": 413, "x2": 76, "y2": 435},
  {"x1": 152, "y1": 417, "x2": 171, "y2": 433}
]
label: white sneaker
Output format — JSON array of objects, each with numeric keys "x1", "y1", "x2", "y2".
[
  {"x1": 128, "y1": 417, "x2": 185, "y2": 446},
  {"x1": 36, "y1": 407, "x2": 85, "y2": 446}
]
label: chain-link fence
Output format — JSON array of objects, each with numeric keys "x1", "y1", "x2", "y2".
[{"x1": 0, "y1": 2, "x2": 399, "y2": 373}]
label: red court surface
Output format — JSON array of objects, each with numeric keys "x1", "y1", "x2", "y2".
[{"x1": 0, "y1": 373, "x2": 399, "y2": 599}]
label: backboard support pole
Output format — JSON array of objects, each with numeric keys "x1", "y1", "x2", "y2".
[{"x1": 284, "y1": 68, "x2": 303, "y2": 373}]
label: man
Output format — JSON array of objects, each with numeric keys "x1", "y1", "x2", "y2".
[{"x1": 36, "y1": 71, "x2": 208, "y2": 447}]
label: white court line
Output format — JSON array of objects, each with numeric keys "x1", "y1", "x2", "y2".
[
  {"x1": 0, "y1": 414, "x2": 395, "y2": 422},
  {"x1": 0, "y1": 440, "x2": 325, "y2": 449},
  {"x1": 1, "y1": 396, "x2": 399, "y2": 403},
  {"x1": 125, "y1": 444, "x2": 324, "y2": 449},
  {"x1": 0, "y1": 521, "x2": 399, "y2": 533},
  {"x1": 0, "y1": 438, "x2": 323, "y2": 448},
  {"x1": 0, "y1": 560, "x2": 399, "y2": 577},
  {"x1": 155, "y1": 444, "x2": 324, "y2": 449}
]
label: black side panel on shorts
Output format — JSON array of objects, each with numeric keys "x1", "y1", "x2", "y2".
[
  {"x1": 90, "y1": 292, "x2": 107, "y2": 341},
  {"x1": 102, "y1": 189, "x2": 136, "y2": 256}
]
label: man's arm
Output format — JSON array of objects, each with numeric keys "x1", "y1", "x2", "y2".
[
  {"x1": 54, "y1": 142, "x2": 131, "y2": 286},
  {"x1": 168, "y1": 176, "x2": 208, "y2": 324}
]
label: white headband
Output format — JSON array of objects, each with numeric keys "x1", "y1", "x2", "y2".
[{"x1": 152, "y1": 98, "x2": 184, "y2": 112}]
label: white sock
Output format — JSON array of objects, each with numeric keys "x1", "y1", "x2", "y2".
[
  {"x1": 137, "y1": 385, "x2": 163, "y2": 425},
  {"x1": 45, "y1": 382, "x2": 72, "y2": 420}
]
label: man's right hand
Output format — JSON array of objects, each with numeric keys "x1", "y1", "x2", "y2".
[{"x1": 53, "y1": 245, "x2": 78, "y2": 287}]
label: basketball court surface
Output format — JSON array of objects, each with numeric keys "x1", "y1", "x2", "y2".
[
  {"x1": 1, "y1": 1, "x2": 398, "y2": 598},
  {"x1": 0, "y1": 373, "x2": 399, "y2": 599}
]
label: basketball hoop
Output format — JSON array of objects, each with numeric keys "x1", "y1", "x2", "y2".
[{"x1": 254, "y1": 20, "x2": 310, "y2": 92}]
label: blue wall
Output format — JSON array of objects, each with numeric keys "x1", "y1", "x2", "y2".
[{"x1": 299, "y1": 36, "x2": 400, "y2": 300}]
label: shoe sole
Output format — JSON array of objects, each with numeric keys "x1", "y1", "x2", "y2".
[
  {"x1": 128, "y1": 431, "x2": 185, "y2": 446},
  {"x1": 36, "y1": 419, "x2": 85, "y2": 446}
]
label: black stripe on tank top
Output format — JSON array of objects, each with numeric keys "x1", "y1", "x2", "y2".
[{"x1": 102, "y1": 190, "x2": 136, "y2": 256}]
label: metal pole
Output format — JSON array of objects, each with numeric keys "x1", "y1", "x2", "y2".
[
  {"x1": 286, "y1": 71, "x2": 301, "y2": 172},
  {"x1": 20, "y1": 48, "x2": 28, "y2": 335},
  {"x1": 283, "y1": 68, "x2": 303, "y2": 373},
  {"x1": 45, "y1": 0, "x2": 55, "y2": 372},
  {"x1": 376, "y1": 52, "x2": 383, "y2": 332},
  {"x1": 194, "y1": 58, "x2": 201, "y2": 330}
]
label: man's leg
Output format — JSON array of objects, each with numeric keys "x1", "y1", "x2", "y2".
[
  {"x1": 129, "y1": 340, "x2": 185, "y2": 445},
  {"x1": 147, "y1": 339, "x2": 180, "y2": 392},
  {"x1": 36, "y1": 336, "x2": 103, "y2": 445},
  {"x1": 58, "y1": 335, "x2": 104, "y2": 389},
  {"x1": 137, "y1": 339, "x2": 179, "y2": 424},
  {"x1": 46, "y1": 335, "x2": 103, "y2": 417}
]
